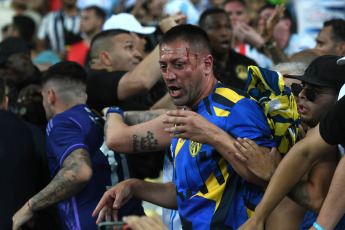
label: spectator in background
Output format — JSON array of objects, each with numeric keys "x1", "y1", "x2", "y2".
[
  {"x1": 0, "y1": 0, "x2": 41, "y2": 41},
  {"x1": 12, "y1": 61, "x2": 144, "y2": 230},
  {"x1": 102, "y1": 12, "x2": 156, "y2": 58},
  {"x1": 198, "y1": 8, "x2": 257, "y2": 90},
  {"x1": 0, "y1": 37, "x2": 46, "y2": 132},
  {"x1": 223, "y1": 0, "x2": 273, "y2": 68},
  {"x1": 315, "y1": 18, "x2": 345, "y2": 57},
  {"x1": 257, "y1": 3, "x2": 315, "y2": 58},
  {"x1": 36, "y1": 0, "x2": 81, "y2": 59},
  {"x1": 67, "y1": 5, "x2": 106, "y2": 67},
  {"x1": 7, "y1": 15, "x2": 36, "y2": 45}
]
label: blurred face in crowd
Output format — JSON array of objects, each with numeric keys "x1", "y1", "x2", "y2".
[
  {"x1": 0, "y1": 52, "x2": 31, "y2": 87},
  {"x1": 159, "y1": 40, "x2": 210, "y2": 108},
  {"x1": 62, "y1": 0, "x2": 77, "y2": 8},
  {"x1": 109, "y1": 33, "x2": 142, "y2": 71},
  {"x1": 258, "y1": 7, "x2": 290, "y2": 49},
  {"x1": 224, "y1": 1, "x2": 250, "y2": 25},
  {"x1": 315, "y1": 26, "x2": 339, "y2": 55},
  {"x1": 80, "y1": 8, "x2": 102, "y2": 36},
  {"x1": 201, "y1": 13, "x2": 232, "y2": 56}
]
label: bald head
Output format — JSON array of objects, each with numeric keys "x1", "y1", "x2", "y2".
[{"x1": 289, "y1": 49, "x2": 325, "y2": 66}]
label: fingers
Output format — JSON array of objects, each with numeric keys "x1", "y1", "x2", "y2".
[
  {"x1": 95, "y1": 207, "x2": 106, "y2": 225},
  {"x1": 235, "y1": 137, "x2": 257, "y2": 155}
]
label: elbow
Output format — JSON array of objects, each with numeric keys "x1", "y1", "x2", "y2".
[
  {"x1": 310, "y1": 195, "x2": 325, "y2": 213},
  {"x1": 106, "y1": 135, "x2": 119, "y2": 151},
  {"x1": 78, "y1": 165, "x2": 93, "y2": 185}
]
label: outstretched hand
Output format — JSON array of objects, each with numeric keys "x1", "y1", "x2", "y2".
[
  {"x1": 92, "y1": 179, "x2": 135, "y2": 225},
  {"x1": 234, "y1": 137, "x2": 281, "y2": 182},
  {"x1": 159, "y1": 11, "x2": 187, "y2": 33},
  {"x1": 261, "y1": 4, "x2": 285, "y2": 42},
  {"x1": 233, "y1": 22, "x2": 264, "y2": 49},
  {"x1": 12, "y1": 201, "x2": 35, "y2": 230}
]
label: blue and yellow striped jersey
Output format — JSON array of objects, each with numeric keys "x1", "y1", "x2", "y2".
[{"x1": 171, "y1": 82, "x2": 276, "y2": 229}]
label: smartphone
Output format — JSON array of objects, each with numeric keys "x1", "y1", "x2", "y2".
[{"x1": 98, "y1": 221, "x2": 132, "y2": 230}]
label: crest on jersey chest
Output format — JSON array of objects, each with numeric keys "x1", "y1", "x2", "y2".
[{"x1": 189, "y1": 141, "x2": 202, "y2": 157}]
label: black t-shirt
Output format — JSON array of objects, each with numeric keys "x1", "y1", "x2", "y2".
[
  {"x1": 86, "y1": 69, "x2": 125, "y2": 114},
  {"x1": 213, "y1": 49, "x2": 257, "y2": 90},
  {"x1": 319, "y1": 95, "x2": 345, "y2": 145},
  {"x1": 0, "y1": 110, "x2": 61, "y2": 230},
  {"x1": 86, "y1": 69, "x2": 167, "y2": 114}
]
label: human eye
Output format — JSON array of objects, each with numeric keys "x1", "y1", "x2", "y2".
[
  {"x1": 125, "y1": 44, "x2": 134, "y2": 51},
  {"x1": 159, "y1": 64, "x2": 167, "y2": 72},
  {"x1": 174, "y1": 62, "x2": 185, "y2": 70}
]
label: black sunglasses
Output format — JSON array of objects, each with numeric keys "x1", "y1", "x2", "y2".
[{"x1": 290, "y1": 83, "x2": 332, "y2": 102}]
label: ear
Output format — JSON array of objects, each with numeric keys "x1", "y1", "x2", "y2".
[
  {"x1": 47, "y1": 89, "x2": 56, "y2": 106},
  {"x1": 337, "y1": 42, "x2": 345, "y2": 56},
  {"x1": 204, "y1": 55, "x2": 213, "y2": 74},
  {"x1": 99, "y1": 51, "x2": 113, "y2": 67}
]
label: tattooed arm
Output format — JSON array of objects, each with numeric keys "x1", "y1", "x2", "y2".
[
  {"x1": 12, "y1": 148, "x2": 92, "y2": 230},
  {"x1": 123, "y1": 109, "x2": 167, "y2": 126},
  {"x1": 105, "y1": 112, "x2": 172, "y2": 153},
  {"x1": 287, "y1": 146, "x2": 338, "y2": 213}
]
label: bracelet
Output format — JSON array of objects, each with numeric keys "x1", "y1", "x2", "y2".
[
  {"x1": 313, "y1": 222, "x2": 325, "y2": 230},
  {"x1": 106, "y1": 106, "x2": 124, "y2": 118}
]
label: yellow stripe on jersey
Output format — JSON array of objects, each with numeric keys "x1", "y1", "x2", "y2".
[
  {"x1": 213, "y1": 107, "x2": 230, "y2": 117},
  {"x1": 174, "y1": 139, "x2": 186, "y2": 167},
  {"x1": 191, "y1": 158, "x2": 229, "y2": 213},
  {"x1": 215, "y1": 87, "x2": 246, "y2": 103}
]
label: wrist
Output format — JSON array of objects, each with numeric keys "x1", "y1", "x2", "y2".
[
  {"x1": 313, "y1": 222, "x2": 325, "y2": 230},
  {"x1": 106, "y1": 106, "x2": 124, "y2": 118}
]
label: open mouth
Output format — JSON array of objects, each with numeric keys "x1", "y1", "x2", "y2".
[
  {"x1": 297, "y1": 104, "x2": 307, "y2": 115},
  {"x1": 220, "y1": 41, "x2": 230, "y2": 49},
  {"x1": 168, "y1": 85, "x2": 182, "y2": 98}
]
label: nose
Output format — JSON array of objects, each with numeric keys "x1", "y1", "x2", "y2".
[
  {"x1": 164, "y1": 67, "x2": 176, "y2": 81},
  {"x1": 298, "y1": 88, "x2": 307, "y2": 100},
  {"x1": 133, "y1": 47, "x2": 142, "y2": 60}
]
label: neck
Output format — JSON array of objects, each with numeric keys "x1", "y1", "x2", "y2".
[
  {"x1": 188, "y1": 76, "x2": 218, "y2": 109},
  {"x1": 63, "y1": 5, "x2": 78, "y2": 17}
]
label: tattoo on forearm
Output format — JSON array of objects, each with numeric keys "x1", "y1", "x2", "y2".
[
  {"x1": 30, "y1": 149, "x2": 91, "y2": 210},
  {"x1": 124, "y1": 111, "x2": 165, "y2": 125},
  {"x1": 268, "y1": 169, "x2": 276, "y2": 180},
  {"x1": 133, "y1": 134, "x2": 139, "y2": 152},
  {"x1": 288, "y1": 182, "x2": 312, "y2": 210},
  {"x1": 132, "y1": 131, "x2": 159, "y2": 152}
]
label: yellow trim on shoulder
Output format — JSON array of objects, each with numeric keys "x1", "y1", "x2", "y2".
[
  {"x1": 215, "y1": 87, "x2": 245, "y2": 103},
  {"x1": 213, "y1": 107, "x2": 230, "y2": 117}
]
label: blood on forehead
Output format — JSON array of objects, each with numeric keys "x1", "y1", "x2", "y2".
[{"x1": 160, "y1": 46, "x2": 200, "y2": 70}]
